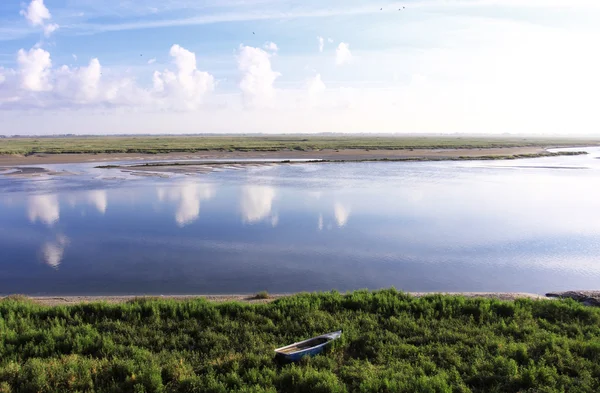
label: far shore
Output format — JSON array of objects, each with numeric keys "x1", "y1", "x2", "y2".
[
  {"x1": 2, "y1": 292, "x2": 550, "y2": 307},
  {"x1": 0, "y1": 146, "x2": 584, "y2": 166}
]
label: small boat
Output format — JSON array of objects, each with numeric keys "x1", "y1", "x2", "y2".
[{"x1": 274, "y1": 330, "x2": 342, "y2": 361}]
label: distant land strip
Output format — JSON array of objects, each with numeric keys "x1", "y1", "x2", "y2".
[{"x1": 1, "y1": 135, "x2": 599, "y2": 156}]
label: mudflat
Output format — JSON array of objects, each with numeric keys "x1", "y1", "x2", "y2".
[{"x1": 0, "y1": 146, "x2": 556, "y2": 165}]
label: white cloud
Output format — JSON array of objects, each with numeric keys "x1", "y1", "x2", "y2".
[
  {"x1": 72, "y1": 54, "x2": 77, "y2": 61},
  {"x1": 87, "y1": 190, "x2": 107, "y2": 214},
  {"x1": 152, "y1": 44, "x2": 215, "y2": 110},
  {"x1": 263, "y1": 42, "x2": 278, "y2": 52},
  {"x1": 240, "y1": 185, "x2": 276, "y2": 223},
  {"x1": 2, "y1": 44, "x2": 213, "y2": 110},
  {"x1": 334, "y1": 202, "x2": 350, "y2": 227},
  {"x1": 307, "y1": 73, "x2": 326, "y2": 105},
  {"x1": 17, "y1": 47, "x2": 52, "y2": 91},
  {"x1": 0, "y1": 69, "x2": 5, "y2": 85},
  {"x1": 318, "y1": 214, "x2": 323, "y2": 231},
  {"x1": 271, "y1": 215, "x2": 279, "y2": 227},
  {"x1": 317, "y1": 36, "x2": 324, "y2": 52},
  {"x1": 328, "y1": 38, "x2": 334, "y2": 43},
  {"x1": 28, "y1": 194, "x2": 59, "y2": 226},
  {"x1": 238, "y1": 45, "x2": 281, "y2": 107},
  {"x1": 21, "y1": 0, "x2": 59, "y2": 37},
  {"x1": 41, "y1": 234, "x2": 69, "y2": 269},
  {"x1": 21, "y1": 0, "x2": 51, "y2": 26},
  {"x1": 335, "y1": 42, "x2": 352, "y2": 66},
  {"x1": 43, "y1": 23, "x2": 59, "y2": 37},
  {"x1": 157, "y1": 182, "x2": 215, "y2": 226},
  {"x1": 147, "y1": 57, "x2": 156, "y2": 64},
  {"x1": 54, "y1": 58, "x2": 102, "y2": 103}
]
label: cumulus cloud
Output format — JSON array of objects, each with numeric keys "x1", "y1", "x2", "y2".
[
  {"x1": 334, "y1": 202, "x2": 350, "y2": 227},
  {"x1": 317, "y1": 36, "x2": 324, "y2": 52},
  {"x1": 147, "y1": 58, "x2": 156, "y2": 64},
  {"x1": 263, "y1": 42, "x2": 278, "y2": 52},
  {"x1": 28, "y1": 194, "x2": 59, "y2": 226},
  {"x1": 43, "y1": 23, "x2": 59, "y2": 37},
  {"x1": 54, "y1": 58, "x2": 102, "y2": 103},
  {"x1": 152, "y1": 44, "x2": 215, "y2": 110},
  {"x1": 238, "y1": 45, "x2": 281, "y2": 107},
  {"x1": 21, "y1": 0, "x2": 51, "y2": 26},
  {"x1": 21, "y1": 0, "x2": 59, "y2": 37},
  {"x1": 328, "y1": 38, "x2": 334, "y2": 43},
  {"x1": 18, "y1": 47, "x2": 52, "y2": 91},
  {"x1": 157, "y1": 182, "x2": 215, "y2": 226},
  {"x1": 41, "y1": 234, "x2": 69, "y2": 269},
  {"x1": 2, "y1": 44, "x2": 214, "y2": 110},
  {"x1": 240, "y1": 185, "x2": 276, "y2": 223},
  {"x1": 335, "y1": 43, "x2": 352, "y2": 66},
  {"x1": 0, "y1": 69, "x2": 5, "y2": 85},
  {"x1": 307, "y1": 73, "x2": 326, "y2": 105}
]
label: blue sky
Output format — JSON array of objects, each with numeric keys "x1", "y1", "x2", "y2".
[{"x1": 1, "y1": 0, "x2": 600, "y2": 135}]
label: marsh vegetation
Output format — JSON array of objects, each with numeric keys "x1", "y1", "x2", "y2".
[{"x1": 1, "y1": 290, "x2": 599, "y2": 392}]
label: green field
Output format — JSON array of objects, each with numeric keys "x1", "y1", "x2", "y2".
[
  {"x1": 0, "y1": 135, "x2": 598, "y2": 155},
  {"x1": 1, "y1": 290, "x2": 599, "y2": 392}
]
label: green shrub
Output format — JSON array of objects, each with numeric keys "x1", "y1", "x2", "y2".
[{"x1": 253, "y1": 291, "x2": 269, "y2": 300}]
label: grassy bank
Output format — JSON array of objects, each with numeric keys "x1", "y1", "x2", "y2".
[
  {"x1": 1, "y1": 290, "x2": 599, "y2": 392},
  {"x1": 1, "y1": 135, "x2": 599, "y2": 155}
]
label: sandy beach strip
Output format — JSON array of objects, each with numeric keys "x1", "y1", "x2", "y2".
[
  {"x1": 0, "y1": 292, "x2": 551, "y2": 307},
  {"x1": 0, "y1": 147, "x2": 552, "y2": 166}
]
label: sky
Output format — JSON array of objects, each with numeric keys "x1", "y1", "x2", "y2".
[{"x1": 0, "y1": 0, "x2": 599, "y2": 135}]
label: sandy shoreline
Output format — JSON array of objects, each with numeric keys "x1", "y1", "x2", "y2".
[
  {"x1": 0, "y1": 292, "x2": 551, "y2": 307},
  {"x1": 0, "y1": 147, "x2": 552, "y2": 166}
]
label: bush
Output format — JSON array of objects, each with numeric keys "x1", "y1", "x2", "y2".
[{"x1": 253, "y1": 291, "x2": 269, "y2": 300}]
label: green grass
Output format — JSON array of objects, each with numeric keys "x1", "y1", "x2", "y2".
[
  {"x1": 1, "y1": 289, "x2": 600, "y2": 392},
  {"x1": 0, "y1": 135, "x2": 599, "y2": 155}
]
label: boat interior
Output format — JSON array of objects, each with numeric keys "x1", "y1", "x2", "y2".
[{"x1": 276, "y1": 337, "x2": 330, "y2": 354}]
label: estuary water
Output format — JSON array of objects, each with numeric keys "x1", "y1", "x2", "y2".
[{"x1": 1, "y1": 148, "x2": 599, "y2": 295}]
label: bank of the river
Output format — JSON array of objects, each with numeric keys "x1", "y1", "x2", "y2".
[
  {"x1": 0, "y1": 145, "x2": 590, "y2": 166},
  {"x1": 1, "y1": 289, "x2": 599, "y2": 392},
  {"x1": 5, "y1": 291, "x2": 549, "y2": 306},
  {"x1": 0, "y1": 147, "x2": 588, "y2": 176}
]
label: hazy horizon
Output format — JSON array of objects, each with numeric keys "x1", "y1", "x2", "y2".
[{"x1": 1, "y1": 0, "x2": 599, "y2": 136}]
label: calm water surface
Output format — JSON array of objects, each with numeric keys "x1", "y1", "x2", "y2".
[{"x1": 1, "y1": 148, "x2": 600, "y2": 295}]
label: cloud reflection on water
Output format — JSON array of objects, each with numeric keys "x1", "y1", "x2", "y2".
[
  {"x1": 333, "y1": 202, "x2": 350, "y2": 227},
  {"x1": 41, "y1": 234, "x2": 69, "y2": 269},
  {"x1": 240, "y1": 185, "x2": 277, "y2": 224},
  {"x1": 28, "y1": 194, "x2": 60, "y2": 226},
  {"x1": 157, "y1": 182, "x2": 215, "y2": 227},
  {"x1": 87, "y1": 190, "x2": 107, "y2": 214}
]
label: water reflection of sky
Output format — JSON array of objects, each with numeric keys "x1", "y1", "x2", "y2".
[{"x1": 1, "y1": 149, "x2": 600, "y2": 295}]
